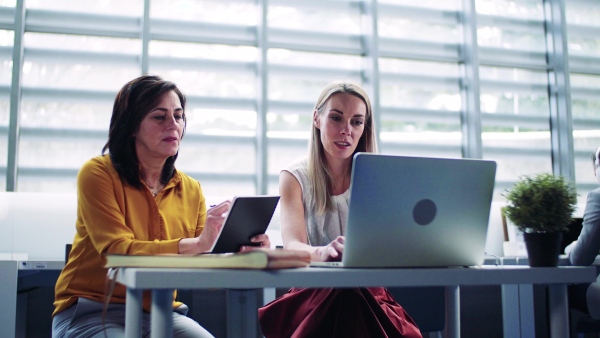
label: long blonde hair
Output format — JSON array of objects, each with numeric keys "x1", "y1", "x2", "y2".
[{"x1": 308, "y1": 81, "x2": 378, "y2": 215}]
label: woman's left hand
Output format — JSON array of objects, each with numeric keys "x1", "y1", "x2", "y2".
[{"x1": 240, "y1": 233, "x2": 271, "y2": 252}]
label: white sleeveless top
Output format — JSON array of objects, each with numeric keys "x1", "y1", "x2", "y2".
[{"x1": 285, "y1": 159, "x2": 350, "y2": 247}]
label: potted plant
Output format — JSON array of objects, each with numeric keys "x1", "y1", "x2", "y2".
[{"x1": 503, "y1": 173, "x2": 577, "y2": 267}]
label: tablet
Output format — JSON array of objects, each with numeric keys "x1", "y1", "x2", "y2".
[{"x1": 209, "y1": 195, "x2": 280, "y2": 254}]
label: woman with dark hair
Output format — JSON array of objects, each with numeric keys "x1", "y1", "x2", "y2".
[
  {"x1": 51, "y1": 75, "x2": 269, "y2": 338},
  {"x1": 258, "y1": 81, "x2": 421, "y2": 337}
]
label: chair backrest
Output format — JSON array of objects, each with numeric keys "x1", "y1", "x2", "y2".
[{"x1": 562, "y1": 218, "x2": 584, "y2": 253}]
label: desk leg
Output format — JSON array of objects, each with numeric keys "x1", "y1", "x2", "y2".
[
  {"x1": 125, "y1": 288, "x2": 142, "y2": 338},
  {"x1": 547, "y1": 284, "x2": 569, "y2": 338},
  {"x1": 263, "y1": 287, "x2": 276, "y2": 305},
  {"x1": 151, "y1": 289, "x2": 173, "y2": 338},
  {"x1": 501, "y1": 284, "x2": 534, "y2": 338},
  {"x1": 226, "y1": 289, "x2": 258, "y2": 338},
  {"x1": 444, "y1": 285, "x2": 459, "y2": 338},
  {"x1": 0, "y1": 261, "x2": 18, "y2": 338}
]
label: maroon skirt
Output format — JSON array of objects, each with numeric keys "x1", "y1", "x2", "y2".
[{"x1": 258, "y1": 287, "x2": 422, "y2": 338}]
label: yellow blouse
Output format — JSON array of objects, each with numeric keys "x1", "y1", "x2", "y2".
[{"x1": 53, "y1": 154, "x2": 207, "y2": 316}]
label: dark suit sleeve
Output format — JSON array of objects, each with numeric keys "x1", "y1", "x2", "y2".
[{"x1": 570, "y1": 189, "x2": 600, "y2": 266}]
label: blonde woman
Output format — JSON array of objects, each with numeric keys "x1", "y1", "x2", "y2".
[{"x1": 259, "y1": 81, "x2": 422, "y2": 337}]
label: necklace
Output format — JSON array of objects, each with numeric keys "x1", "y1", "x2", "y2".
[{"x1": 142, "y1": 178, "x2": 162, "y2": 197}]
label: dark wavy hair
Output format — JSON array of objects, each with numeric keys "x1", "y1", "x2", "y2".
[{"x1": 101, "y1": 75, "x2": 187, "y2": 189}]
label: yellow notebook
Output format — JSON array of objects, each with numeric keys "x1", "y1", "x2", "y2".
[{"x1": 104, "y1": 249, "x2": 310, "y2": 269}]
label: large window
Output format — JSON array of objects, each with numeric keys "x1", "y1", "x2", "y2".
[
  {"x1": 476, "y1": 0, "x2": 553, "y2": 199},
  {"x1": 1, "y1": 0, "x2": 597, "y2": 207},
  {"x1": 567, "y1": 0, "x2": 600, "y2": 203}
]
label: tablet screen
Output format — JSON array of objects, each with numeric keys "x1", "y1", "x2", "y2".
[{"x1": 210, "y1": 195, "x2": 280, "y2": 254}]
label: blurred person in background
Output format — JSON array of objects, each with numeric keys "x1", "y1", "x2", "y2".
[{"x1": 565, "y1": 145, "x2": 600, "y2": 319}]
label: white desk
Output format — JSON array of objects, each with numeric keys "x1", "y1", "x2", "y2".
[
  {"x1": 116, "y1": 265, "x2": 596, "y2": 338},
  {"x1": 0, "y1": 260, "x2": 65, "y2": 338}
]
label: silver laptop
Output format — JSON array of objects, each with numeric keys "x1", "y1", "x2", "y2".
[{"x1": 314, "y1": 153, "x2": 496, "y2": 268}]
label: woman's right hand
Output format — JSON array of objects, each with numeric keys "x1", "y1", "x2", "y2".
[
  {"x1": 197, "y1": 200, "x2": 231, "y2": 251},
  {"x1": 179, "y1": 200, "x2": 231, "y2": 254},
  {"x1": 314, "y1": 236, "x2": 345, "y2": 262}
]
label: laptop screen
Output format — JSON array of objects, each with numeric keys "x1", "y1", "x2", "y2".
[{"x1": 342, "y1": 153, "x2": 497, "y2": 268}]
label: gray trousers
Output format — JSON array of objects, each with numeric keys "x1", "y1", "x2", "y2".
[{"x1": 52, "y1": 298, "x2": 214, "y2": 338}]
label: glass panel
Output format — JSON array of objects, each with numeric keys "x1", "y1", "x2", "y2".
[
  {"x1": 0, "y1": 104, "x2": 7, "y2": 165},
  {"x1": 21, "y1": 62, "x2": 139, "y2": 91},
  {"x1": 0, "y1": 57, "x2": 10, "y2": 86},
  {"x1": 483, "y1": 142, "x2": 552, "y2": 181},
  {"x1": 269, "y1": 76, "x2": 352, "y2": 103},
  {"x1": 178, "y1": 142, "x2": 255, "y2": 175},
  {"x1": 379, "y1": 58, "x2": 460, "y2": 77},
  {"x1": 0, "y1": 30, "x2": 13, "y2": 86},
  {"x1": 148, "y1": 42, "x2": 257, "y2": 98},
  {"x1": 475, "y1": 0, "x2": 543, "y2": 20},
  {"x1": 18, "y1": 138, "x2": 102, "y2": 169},
  {"x1": 479, "y1": 67, "x2": 549, "y2": 117},
  {"x1": 0, "y1": 29, "x2": 13, "y2": 46},
  {"x1": 0, "y1": 0, "x2": 16, "y2": 7},
  {"x1": 18, "y1": 100, "x2": 108, "y2": 173},
  {"x1": 381, "y1": 132, "x2": 463, "y2": 155},
  {"x1": 380, "y1": 82, "x2": 461, "y2": 112},
  {"x1": 571, "y1": 96, "x2": 600, "y2": 120},
  {"x1": 177, "y1": 141, "x2": 256, "y2": 197},
  {"x1": 25, "y1": 33, "x2": 140, "y2": 53},
  {"x1": 150, "y1": 41, "x2": 257, "y2": 62},
  {"x1": 566, "y1": 1, "x2": 600, "y2": 28},
  {"x1": 269, "y1": 49, "x2": 361, "y2": 70},
  {"x1": 477, "y1": 24, "x2": 545, "y2": 52},
  {"x1": 267, "y1": 112, "x2": 312, "y2": 134},
  {"x1": 268, "y1": 142, "x2": 307, "y2": 175},
  {"x1": 378, "y1": 11, "x2": 459, "y2": 43},
  {"x1": 480, "y1": 91, "x2": 549, "y2": 117},
  {"x1": 20, "y1": 101, "x2": 111, "y2": 130},
  {"x1": 186, "y1": 108, "x2": 256, "y2": 135},
  {"x1": 380, "y1": 84, "x2": 462, "y2": 149},
  {"x1": 152, "y1": 68, "x2": 255, "y2": 99},
  {"x1": 568, "y1": 36, "x2": 600, "y2": 57},
  {"x1": 269, "y1": 3, "x2": 361, "y2": 34},
  {"x1": 26, "y1": 0, "x2": 142, "y2": 15},
  {"x1": 16, "y1": 100, "x2": 105, "y2": 189},
  {"x1": 571, "y1": 74, "x2": 600, "y2": 119},
  {"x1": 150, "y1": 0, "x2": 257, "y2": 25},
  {"x1": 0, "y1": 96, "x2": 7, "y2": 196},
  {"x1": 378, "y1": 0, "x2": 460, "y2": 11},
  {"x1": 482, "y1": 119, "x2": 552, "y2": 184},
  {"x1": 0, "y1": 100, "x2": 8, "y2": 126},
  {"x1": 22, "y1": 33, "x2": 140, "y2": 91},
  {"x1": 480, "y1": 66, "x2": 547, "y2": 84}
]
